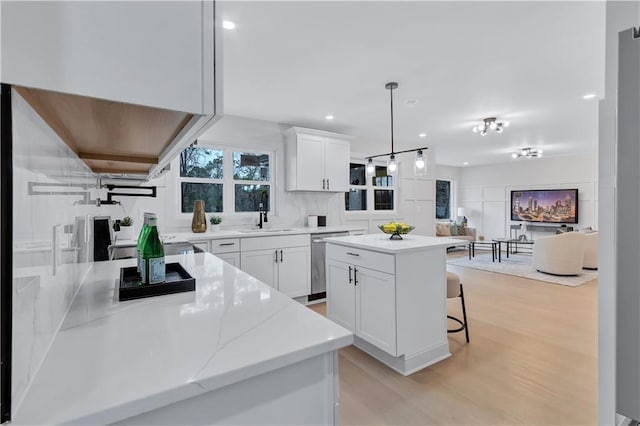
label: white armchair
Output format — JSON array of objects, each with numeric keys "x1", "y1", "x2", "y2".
[
  {"x1": 533, "y1": 232, "x2": 586, "y2": 276},
  {"x1": 582, "y1": 232, "x2": 598, "y2": 270}
]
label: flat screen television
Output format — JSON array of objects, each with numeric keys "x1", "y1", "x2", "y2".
[{"x1": 510, "y1": 189, "x2": 578, "y2": 224}]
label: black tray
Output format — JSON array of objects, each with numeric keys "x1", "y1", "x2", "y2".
[{"x1": 119, "y1": 262, "x2": 195, "y2": 301}]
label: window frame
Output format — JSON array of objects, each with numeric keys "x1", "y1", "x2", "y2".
[
  {"x1": 344, "y1": 158, "x2": 397, "y2": 215},
  {"x1": 176, "y1": 144, "x2": 275, "y2": 218}
]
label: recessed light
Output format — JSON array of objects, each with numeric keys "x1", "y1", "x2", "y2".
[
  {"x1": 406, "y1": 99, "x2": 419, "y2": 106},
  {"x1": 463, "y1": 162, "x2": 469, "y2": 166},
  {"x1": 418, "y1": 133, "x2": 427, "y2": 138},
  {"x1": 223, "y1": 21, "x2": 236, "y2": 30},
  {"x1": 583, "y1": 93, "x2": 597, "y2": 100},
  {"x1": 325, "y1": 115, "x2": 334, "y2": 120}
]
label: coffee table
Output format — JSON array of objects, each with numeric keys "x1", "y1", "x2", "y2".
[
  {"x1": 493, "y1": 238, "x2": 535, "y2": 262},
  {"x1": 468, "y1": 240, "x2": 498, "y2": 262}
]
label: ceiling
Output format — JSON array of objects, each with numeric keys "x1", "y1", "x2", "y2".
[{"x1": 220, "y1": 1, "x2": 605, "y2": 167}]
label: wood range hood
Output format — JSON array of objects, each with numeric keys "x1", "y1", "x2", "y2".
[{"x1": 15, "y1": 85, "x2": 212, "y2": 179}]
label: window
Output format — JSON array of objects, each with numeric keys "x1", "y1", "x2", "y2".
[
  {"x1": 179, "y1": 147, "x2": 223, "y2": 213},
  {"x1": 435, "y1": 180, "x2": 451, "y2": 219},
  {"x1": 345, "y1": 161, "x2": 395, "y2": 212},
  {"x1": 178, "y1": 146, "x2": 272, "y2": 214},
  {"x1": 233, "y1": 151, "x2": 271, "y2": 212}
]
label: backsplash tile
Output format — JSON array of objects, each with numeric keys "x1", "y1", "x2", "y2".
[{"x1": 11, "y1": 90, "x2": 95, "y2": 412}]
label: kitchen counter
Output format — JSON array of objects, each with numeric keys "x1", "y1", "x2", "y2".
[
  {"x1": 12, "y1": 252, "x2": 353, "y2": 425},
  {"x1": 114, "y1": 226, "x2": 366, "y2": 246},
  {"x1": 114, "y1": 226, "x2": 367, "y2": 246},
  {"x1": 325, "y1": 234, "x2": 454, "y2": 375},
  {"x1": 325, "y1": 233, "x2": 461, "y2": 254}
]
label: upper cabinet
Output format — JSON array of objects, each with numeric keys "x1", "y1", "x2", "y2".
[
  {"x1": 1, "y1": 1, "x2": 222, "y2": 178},
  {"x1": 285, "y1": 127, "x2": 351, "y2": 192}
]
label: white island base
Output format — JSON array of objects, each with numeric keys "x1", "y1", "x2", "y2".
[{"x1": 326, "y1": 234, "x2": 461, "y2": 376}]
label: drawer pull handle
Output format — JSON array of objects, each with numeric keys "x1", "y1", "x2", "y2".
[
  {"x1": 219, "y1": 243, "x2": 235, "y2": 246},
  {"x1": 346, "y1": 252, "x2": 360, "y2": 257}
]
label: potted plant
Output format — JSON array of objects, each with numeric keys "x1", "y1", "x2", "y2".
[
  {"x1": 119, "y1": 216, "x2": 134, "y2": 240},
  {"x1": 209, "y1": 215, "x2": 222, "y2": 232}
]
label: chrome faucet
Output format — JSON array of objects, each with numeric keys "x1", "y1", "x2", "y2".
[{"x1": 257, "y1": 191, "x2": 268, "y2": 229}]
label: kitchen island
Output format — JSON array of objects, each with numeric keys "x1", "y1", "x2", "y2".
[
  {"x1": 12, "y1": 252, "x2": 353, "y2": 425},
  {"x1": 325, "y1": 234, "x2": 460, "y2": 376}
]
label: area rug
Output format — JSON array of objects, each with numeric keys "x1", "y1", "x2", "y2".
[{"x1": 446, "y1": 253, "x2": 598, "y2": 287}]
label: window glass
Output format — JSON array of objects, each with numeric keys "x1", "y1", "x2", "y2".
[
  {"x1": 349, "y1": 163, "x2": 366, "y2": 186},
  {"x1": 345, "y1": 189, "x2": 367, "y2": 211},
  {"x1": 180, "y1": 147, "x2": 223, "y2": 178},
  {"x1": 374, "y1": 189, "x2": 394, "y2": 210},
  {"x1": 372, "y1": 166, "x2": 393, "y2": 187},
  {"x1": 435, "y1": 180, "x2": 451, "y2": 219},
  {"x1": 233, "y1": 152, "x2": 270, "y2": 181},
  {"x1": 181, "y1": 182, "x2": 223, "y2": 213},
  {"x1": 235, "y1": 185, "x2": 270, "y2": 212}
]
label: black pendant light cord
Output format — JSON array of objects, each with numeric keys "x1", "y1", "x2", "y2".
[
  {"x1": 390, "y1": 83, "x2": 394, "y2": 155},
  {"x1": 365, "y1": 81, "x2": 428, "y2": 161}
]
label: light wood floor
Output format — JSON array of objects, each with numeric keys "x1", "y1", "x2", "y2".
[{"x1": 309, "y1": 256, "x2": 597, "y2": 425}]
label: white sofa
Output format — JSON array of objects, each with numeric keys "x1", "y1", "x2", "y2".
[
  {"x1": 582, "y1": 231, "x2": 598, "y2": 270},
  {"x1": 533, "y1": 232, "x2": 586, "y2": 276}
]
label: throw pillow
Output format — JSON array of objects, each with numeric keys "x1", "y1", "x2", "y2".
[
  {"x1": 449, "y1": 224, "x2": 459, "y2": 236},
  {"x1": 457, "y1": 224, "x2": 467, "y2": 236},
  {"x1": 436, "y1": 222, "x2": 451, "y2": 236}
]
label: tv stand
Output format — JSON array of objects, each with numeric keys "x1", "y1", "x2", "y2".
[{"x1": 510, "y1": 223, "x2": 572, "y2": 240}]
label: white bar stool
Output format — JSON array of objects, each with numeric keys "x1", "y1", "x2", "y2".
[{"x1": 447, "y1": 271, "x2": 470, "y2": 343}]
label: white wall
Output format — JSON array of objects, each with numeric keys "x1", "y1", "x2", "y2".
[
  {"x1": 458, "y1": 154, "x2": 598, "y2": 240},
  {"x1": 116, "y1": 115, "x2": 437, "y2": 236}
]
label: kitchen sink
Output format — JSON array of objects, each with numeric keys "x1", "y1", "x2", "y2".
[{"x1": 237, "y1": 228, "x2": 294, "y2": 233}]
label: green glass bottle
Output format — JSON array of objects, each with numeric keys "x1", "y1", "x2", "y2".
[
  {"x1": 136, "y1": 212, "x2": 153, "y2": 276},
  {"x1": 140, "y1": 214, "x2": 165, "y2": 285}
]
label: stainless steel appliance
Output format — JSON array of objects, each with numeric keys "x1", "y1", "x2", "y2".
[
  {"x1": 310, "y1": 231, "x2": 348, "y2": 301},
  {"x1": 109, "y1": 241, "x2": 204, "y2": 260}
]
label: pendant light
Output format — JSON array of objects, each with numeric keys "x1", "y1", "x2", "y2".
[{"x1": 366, "y1": 82, "x2": 429, "y2": 177}]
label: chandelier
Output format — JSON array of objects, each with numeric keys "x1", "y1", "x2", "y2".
[
  {"x1": 366, "y1": 82, "x2": 428, "y2": 177},
  {"x1": 472, "y1": 117, "x2": 510, "y2": 135},
  {"x1": 511, "y1": 147, "x2": 543, "y2": 159}
]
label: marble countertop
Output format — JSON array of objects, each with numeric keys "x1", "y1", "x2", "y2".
[
  {"x1": 114, "y1": 225, "x2": 367, "y2": 246},
  {"x1": 12, "y1": 252, "x2": 353, "y2": 425},
  {"x1": 325, "y1": 234, "x2": 462, "y2": 254}
]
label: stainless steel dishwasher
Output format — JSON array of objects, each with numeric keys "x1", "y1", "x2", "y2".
[{"x1": 310, "y1": 231, "x2": 349, "y2": 301}]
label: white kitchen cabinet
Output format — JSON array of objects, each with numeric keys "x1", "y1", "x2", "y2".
[
  {"x1": 285, "y1": 127, "x2": 351, "y2": 192},
  {"x1": 240, "y1": 249, "x2": 278, "y2": 289},
  {"x1": 190, "y1": 241, "x2": 210, "y2": 253},
  {"x1": 1, "y1": 1, "x2": 222, "y2": 179},
  {"x1": 326, "y1": 235, "x2": 452, "y2": 375},
  {"x1": 1, "y1": 1, "x2": 218, "y2": 115},
  {"x1": 209, "y1": 238, "x2": 241, "y2": 267},
  {"x1": 241, "y1": 235, "x2": 310, "y2": 298},
  {"x1": 326, "y1": 258, "x2": 396, "y2": 356}
]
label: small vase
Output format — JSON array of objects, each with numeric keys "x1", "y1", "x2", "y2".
[
  {"x1": 119, "y1": 226, "x2": 134, "y2": 240},
  {"x1": 210, "y1": 224, "x2": 220, "y2": 232},
  {"x1": 191, "y1": 200, "x2": 207, "y2": 233}
]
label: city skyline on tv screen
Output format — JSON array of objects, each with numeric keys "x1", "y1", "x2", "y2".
[{"x1": 511, "y1": 189, "x2": 578, "y2": 223}]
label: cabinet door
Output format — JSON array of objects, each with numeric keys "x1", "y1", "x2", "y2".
[
  {"x1": 240, "y1": 249, "x2": 278, "y2": 289},
  {"x1": 296, "y1": 136, "x2": 326, "y2": 191},
  {"x1": 190, "y1": 241, "x2": 209, "y2": 253},
  {"x1": 215, "y1": 252, "x2": 241, "y2": 268},
  {"x1": 326, "y1": 259, "x2": 356, "y2": 332},
  {"x1": 355, "y1": 267, "x2": 397, "y2": 356},
  {"x1": 277, "y1": 246, "x2": 310, "y2": 298},
  {"x1": 323, "y1": 138, "x2": 350, "y2": 192},
  {"x1": 2, "y1": 1, "x2": 215, "y2": 114}
]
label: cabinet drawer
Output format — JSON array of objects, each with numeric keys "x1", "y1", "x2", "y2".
[
  {"x1": 209, "y1": 238, "x2": 240, "y2": 254},
  {"x1": 326, "y1": 244, "x2": 395, "y2": 275},
  {"x1": 241, "y1": 234, "x2": 309, "y2": 252}
]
